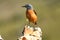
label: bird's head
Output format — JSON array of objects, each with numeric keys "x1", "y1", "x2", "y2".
[{"x1": 22, "y1": 4, "x2": 33, "y2": 10}]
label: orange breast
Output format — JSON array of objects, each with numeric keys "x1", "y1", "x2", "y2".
[{"x1": 26, "y1": 9, "x2": 37, "y2": 23}]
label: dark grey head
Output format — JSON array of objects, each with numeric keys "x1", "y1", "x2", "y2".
[{"x1": 22, "y1": 4, "x2": 33, "y2": 10}]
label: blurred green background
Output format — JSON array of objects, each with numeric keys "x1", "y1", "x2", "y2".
[{"x1": 0, "y1": 0, "x2": 60, "y2": 40}]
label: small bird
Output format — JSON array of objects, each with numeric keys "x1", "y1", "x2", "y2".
[{"x1": 22, "y1": 4, "x2": 37, "y2": 25}]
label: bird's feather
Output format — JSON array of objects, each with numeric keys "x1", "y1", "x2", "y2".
[{"x1": 33, "y1": 10, "x2": 37, "y2": 15}]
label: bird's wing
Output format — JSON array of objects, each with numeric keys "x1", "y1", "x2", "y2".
[{"x1": 33, "y1": 10, "x2": 37, "y2": 15}]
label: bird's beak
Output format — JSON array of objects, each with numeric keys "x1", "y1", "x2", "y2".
[{"x1": 22, "y1": 6, "x2": 26, "y2": 7}]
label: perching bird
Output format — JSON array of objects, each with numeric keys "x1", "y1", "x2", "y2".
[{"x1": 22, "y1": 4, "x2": 37, "y2": 25}]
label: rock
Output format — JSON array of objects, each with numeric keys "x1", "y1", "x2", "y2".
[
  {"x1": 0, "y1": 35, "x2": 4, "y2": 40},
  {"x1": 18, "y1": 25, "x2": 42, "y2": 40}
]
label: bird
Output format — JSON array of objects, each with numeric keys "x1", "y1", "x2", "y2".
[{"x1": 22, "y1": 4, "x2": 37, "y2": 25}]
